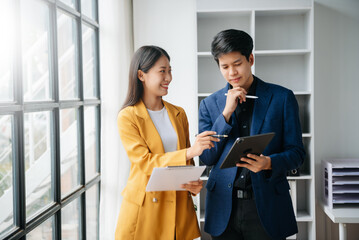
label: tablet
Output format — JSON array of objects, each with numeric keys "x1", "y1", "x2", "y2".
[{"x1": 219, "y1": 132, "x2": 275, "y2": 169}]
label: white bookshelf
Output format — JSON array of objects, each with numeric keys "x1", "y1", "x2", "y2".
[{"x1": 195, "y1": 1, "x2": 315, "y2": 239}]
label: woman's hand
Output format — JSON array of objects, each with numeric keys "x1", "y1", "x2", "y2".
[
  {"x1": 181, "y1": 179, "x2": 203, "y2": 195},
  {"x1": 186, "y1": 131, "x2": 220, "y2": 160}
]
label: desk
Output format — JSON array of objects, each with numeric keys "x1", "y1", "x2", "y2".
[{"x1": 322, "y1": 204, "x2": 359, "y2": 240}]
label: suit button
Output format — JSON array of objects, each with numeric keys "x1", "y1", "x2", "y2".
[
  {"x1": 152, "y1": 198, "x2": 158, "y2": 203},
  {"x1": 228, "y1": 183, "x2": 232, "y2": 188}
]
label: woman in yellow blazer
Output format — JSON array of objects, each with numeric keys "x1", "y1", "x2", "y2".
[{"x1": 115, "y1": 46, "x2": 219, "y2": 240}]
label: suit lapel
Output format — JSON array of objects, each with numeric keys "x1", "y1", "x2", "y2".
[
  {"x1": 251, "y1": 78, "x2": 272, "y2": 135},
  {"x1": 134, "y1": 99, "x2": 165, "y2": 153},
  {"x1": 163, "y1": 100, "x2": 182, "y2": 150}
]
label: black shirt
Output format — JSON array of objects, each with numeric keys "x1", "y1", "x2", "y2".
[{"x1": 232, "y1": 77, "x2": 257, "y2": 191}]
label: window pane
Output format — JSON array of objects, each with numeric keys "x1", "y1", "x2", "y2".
[
  {"x1": 86, "y1": 184, "x2": 98, "y2": 240},
  {"x1": 82, "y1": 24, "x2": 97, "y2": 99},
  {"x1": 81, "y1": 0, "x2": 97, "y2": 21},
  {"x1": 0, "y1": 0, "x2": 15, "y2": 102},
  {"x1": 0, "y1": 115, "x2": 14, "y2": 235},
  {"x1": 58, "y1": 11, "x2": 79, "y2": 100},
  {"x1": 62, "y1": 197, "x2": 80, "y2": 240},
  {"x1": 27, "y1": 216, "x2": 54, "y2": 240},
  {"x1": 24, "y1": 111, "x2": 53, "y2": 220},
  {"x1": 59, "y1": 0, "x2": 77, "y2": 9},
  {"x1": 84, "y1": 107, "x2": 97, "y2": 182},
  {"x1": 60, "y1": 108, "x2": 80, "y2": 197},
  {"x1": 21, "y1": 0, "x2": 52, "y2": 101}
]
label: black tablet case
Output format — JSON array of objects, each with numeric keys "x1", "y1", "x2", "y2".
[{"x1": 219, "y1": 132, "x2": 275, "y2": 169}]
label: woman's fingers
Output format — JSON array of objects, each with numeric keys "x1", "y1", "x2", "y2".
[{"x1": 181, "y1": 179, "x2": 203, "y2": 194}]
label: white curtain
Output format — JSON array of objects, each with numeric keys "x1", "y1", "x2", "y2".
[{"x1": 99, "y1": 0, "x2": 133, "y2": 239}]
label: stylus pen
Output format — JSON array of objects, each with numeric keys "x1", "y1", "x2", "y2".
[
  {"x1": 224, "y1": 93, "x2": 258, "y2": 99},
  {"x1": 195, "y1": 134, "x2": 228, "y2": 138}
]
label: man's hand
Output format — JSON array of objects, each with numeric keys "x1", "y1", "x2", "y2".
[
  {"x1": 222, "y1": 87, "x2": 247, "y2": 122},
  {"x1": 236, "y1": 154, "x2": 271, "y2": 173}
]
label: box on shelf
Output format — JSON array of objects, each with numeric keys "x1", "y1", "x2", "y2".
[{"x1": 322, "y1": 159, "x2": 359, "y2": 209}]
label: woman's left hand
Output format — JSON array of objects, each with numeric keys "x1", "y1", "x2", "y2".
[{"x1": 181, "y1": 179, "x2": 203, "y2": 195}]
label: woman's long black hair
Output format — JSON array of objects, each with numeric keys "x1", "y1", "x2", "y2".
[{"x1": 121, "y1": 45, "x2": 170, "y2": 110}]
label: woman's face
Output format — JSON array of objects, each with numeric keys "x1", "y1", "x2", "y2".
[{"x1": 139, "y1": 55, "x2": 172, "y2": 97}]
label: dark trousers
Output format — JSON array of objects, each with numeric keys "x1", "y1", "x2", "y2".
[{"x1": 211, "y1": 198, "x2": 273, "y2": 240}]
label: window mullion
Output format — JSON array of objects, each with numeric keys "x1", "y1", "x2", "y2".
[
  {"x1": 13, "y1": 0, "x2": 25, "y2": 235},
  {"x1": 13, "y1": 111, "x2": 26, "y2": 234},
  {"x1": 50, "y1": 2, "x2": 61, "y2": 240},
  {"x1": 77, "y1": 1, "x2": 87, "y2": 238}
]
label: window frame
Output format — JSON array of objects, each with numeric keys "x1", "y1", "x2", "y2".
[{"x1": 0, "y1": 0, "x2": 101, "y2": 239}]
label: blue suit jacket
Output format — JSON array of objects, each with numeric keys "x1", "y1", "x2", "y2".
[{"x1": 198, "y1": 76, "x2": 305, "y2": 239}]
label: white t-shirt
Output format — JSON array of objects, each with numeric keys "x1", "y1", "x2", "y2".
[{"x1": 147, "y1": 106, "x2": 178, "y2": 153}]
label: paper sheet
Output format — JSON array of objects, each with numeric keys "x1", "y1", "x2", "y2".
[{"x1": 146, "y1": 165, "x2": 206, "y2": 192}]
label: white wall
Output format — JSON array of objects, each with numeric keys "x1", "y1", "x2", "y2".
[
  {"x1": 132, "y1": 0, "x2": 198, "y2": 142},
  {"x1": 99, "y1": 0, "x2": 133, "y2": 239},
  {"x1": 314, "y1": 0, "x2": 359, "y2": 239}
]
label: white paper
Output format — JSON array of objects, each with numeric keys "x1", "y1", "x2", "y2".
[{"x1": 146, "y1": 165, "x2": 206, "y2": 192}]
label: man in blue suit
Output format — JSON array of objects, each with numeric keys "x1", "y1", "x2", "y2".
[{"x1": 198, "y1": 29, "x2": 305, "y2": 240}]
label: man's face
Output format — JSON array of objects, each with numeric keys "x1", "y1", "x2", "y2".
[{"x1": 218, "y1": 51, "x2": 254, "y2": 91}]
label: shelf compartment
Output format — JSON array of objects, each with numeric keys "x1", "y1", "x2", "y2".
[
  {"x1": 296, "y1": 94, "x2": 311, "y2": 135},
  {"x1": 200, "y1": 222, "x2": 211, "y2": 240},
  {"x1": 198, "y1": 96, "x2": 207, "y2": 110},
  {"x1": 254, "y1": 53, "x2": 310, "y2": 92},
  {"x1": 255, "y1": 9, "x2": 311, "y2": 51},
  {"x1": 199, "y1": 158, "x2": 212, "y2": 177},
  {"x1": 300, "y1": 137, "x2": 312, "y2": 176},
  {"x1": 296, "y1": 210, "x2": 313, "y2": 222},
  {"x1": 287, "y1": 174, "x2": 312, "y2": 180},
  {"x1": 197, "y1": 11, "x2": 252, "y2": 52},
  {"x1": 199, "y1": 179, "x2": 207, "y2": 220},
  {"x1": 296, "y1": 179, "x2": 313, "y2": 218},
  {"x1": 296, "y1": 221, "x2": 310, "y2": 240},
  {"x1": 197, "y1": 56, "x2": 226, "y2": 93},
  {"x1": 255, "y1": 49, "x2": 310, "y2": 56}
]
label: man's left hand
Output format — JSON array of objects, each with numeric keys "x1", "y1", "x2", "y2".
[{"x1": 236, "y1": 154, "x2": 271, "y2": 173}]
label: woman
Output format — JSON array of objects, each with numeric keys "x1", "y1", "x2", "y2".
[{"x1": 115, "y1": 45, "x2": 219, "y2": 240}]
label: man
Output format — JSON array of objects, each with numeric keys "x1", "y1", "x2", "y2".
[{"x1": 198, "y1": 29, "x2": 305, "y2": 240}]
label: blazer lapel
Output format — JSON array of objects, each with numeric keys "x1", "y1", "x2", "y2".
[
  {"x1": 163, "y1": 100, "x2": 182, "y2": 150},
  {"x1": 134, "y1": 99, "x2": 165, "y2": 153},
  {"x1": 251, "y1": 78, "x2": 272, "y2": 135}
]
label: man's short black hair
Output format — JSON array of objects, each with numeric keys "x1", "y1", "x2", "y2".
[{"x1": 211, "y1": 29, "x2": 253, "y2": 64}]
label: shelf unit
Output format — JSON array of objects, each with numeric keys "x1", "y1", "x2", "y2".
[{"x1": 195, "y1": 1, "x2": 315, "y2": 239}]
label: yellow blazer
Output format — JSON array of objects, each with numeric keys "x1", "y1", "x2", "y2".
[{"x1": 115, "y1": 99, "x2": 200, "y2": 240}]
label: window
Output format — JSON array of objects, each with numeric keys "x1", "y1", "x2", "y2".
[{"x1": 0, "y1": 0, "x2": 100, "y2": 239}]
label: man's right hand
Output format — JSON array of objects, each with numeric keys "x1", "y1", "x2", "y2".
[{"x1": 222, "y1": 87, "x2": 248, "y2": 122}]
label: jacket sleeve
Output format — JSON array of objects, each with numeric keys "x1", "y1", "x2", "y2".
[
  {"x1": 198, "y1": 99, "x2": 232, "y2": 166},
  {"x1": 269, "y1": 90, "x2": 305, "y2": 178},
  {"x1": 117, "y1": 108, "x2": 187, "y2": 176}
]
